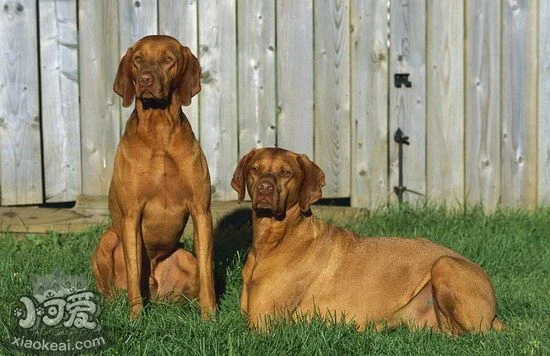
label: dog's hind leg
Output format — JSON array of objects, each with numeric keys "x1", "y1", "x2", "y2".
[
  {"x1": 92, "y1": 228, "x2": 125, "y2": 297},
  {"x1": 153, "y1": 248, "x2": 199, "y2": 302},
  {"x1": 430, "y1": 256, "x2": 498, "y2": 335}
]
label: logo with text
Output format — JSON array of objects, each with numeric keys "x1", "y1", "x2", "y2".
[{"x1": 5, "y1": 270, "x2": 109, "y2": 354}]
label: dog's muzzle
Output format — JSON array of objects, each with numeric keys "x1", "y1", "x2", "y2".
[{"x1": 254, "y1": 178, "x2": 277, "y2": 210}]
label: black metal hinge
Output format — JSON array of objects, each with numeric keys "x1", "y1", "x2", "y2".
[{"x1": 394, "y1": 73, "x2": 412, "y2": 88}]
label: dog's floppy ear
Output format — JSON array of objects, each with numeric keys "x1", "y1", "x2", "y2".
[
  {"x1": 297, "y1": 154, "x2": 325, "y2": 212},
  {"x1": 113, "y1": 47, "x2": 135, "y2": 108},
  {"x1": 178, "y1": 46, "x2": 202, "y2": 106},
  {"x1": 231, "y1": 149, "x2": 257, "y2": 202}
]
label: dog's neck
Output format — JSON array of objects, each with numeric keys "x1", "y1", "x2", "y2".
[
  {"x1": 135, "y1": 95, "x2": 181, "y2": 122},
  {"x1": 251, "y1": 204, "x2": 305, "y2": 256},
  {"x1": 128, "y1": 93, "x2": 194, "y2": 147}
]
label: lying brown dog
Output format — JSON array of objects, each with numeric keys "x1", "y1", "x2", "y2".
[
  {"x1": 92, "y1": 35, "x2": 216, "y2": 318},
  {"x1": 231, "y1": 147, "x2": 504, "y2": 334}
]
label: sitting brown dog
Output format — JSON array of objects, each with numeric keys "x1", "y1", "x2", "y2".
[
  {"x1": 92, "y1": 35, "x2": 216, "y2": 319},
  {"x1": 231, "y1": 147, "x2": 504, "y2": 334}
]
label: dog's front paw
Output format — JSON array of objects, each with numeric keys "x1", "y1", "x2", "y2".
[{"x1": 129, "y1": 303, "x2": 143, "y2": 320}]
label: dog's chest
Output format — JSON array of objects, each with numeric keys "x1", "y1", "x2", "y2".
[
  {"x1": 247, "y1": 254, "x2": 314, "y2": 310},
  {"x1": 137, "y1": 151, "x2": 191, "y2": 198},
  {"x1": 146, "y1": 151, "x2": 182, "y2": 175}
]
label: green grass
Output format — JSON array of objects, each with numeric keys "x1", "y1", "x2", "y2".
[{"x1": 1, "y1": 205, "x2": 549, "y2": 355}]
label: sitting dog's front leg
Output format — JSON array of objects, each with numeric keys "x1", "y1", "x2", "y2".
[
  {"x1": 191, "y1": 209, "x2": 216, "y2": 317},
  {"x1": 121, "y1": 217, "x2": 144, "y2": 319},
  {"x1": 240, "y1": 251, "x2": 256, "y2": 314}
]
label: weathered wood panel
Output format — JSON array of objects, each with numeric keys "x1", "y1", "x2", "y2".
[
  {"x1": 159, "y1": 0, "x2": 200, "y2": 133},
  {"x1": 501, "y1": 0, "x2": 538, "y2": 209},
  {"x1": 314, "y1": 0, "x2": 350, "y2": 198},
  {"x1": 39, "y1": 0, "x2": 81, "y2": 203},
  {"x1": 465, "y1": 0, "x2": 501, "y2": 211},
  {"x1": 79, "y1": 0, "x2": 120, "y2": 195},
  {"x1": 119, "y1": 0, "x2": 158, "y2": 48},
  {"x1": 276, "y1": 0, "x2": 314, "y2": 158},
  {"x1": 426, "y1": 0, "x2": 464, "y2": 207},
  {"x1": 0, "y1": 0, "x2": 42, "y2": 205},
  {"x1": 4, "y1": 0, "x2": 550, "y2": 209},
  {"x1": 538, "y1": 0, "x2": 550, "y2": 205},
  {"x1": 198, "y1": 0, "x2": 238, "y2": 200},
  {"x1": 237, "y1": 0, "x2": 276, "y2": 155},
  {"x1": 119, "y1": 0, "x2": 158, "y2": 129},
  {"x1": 388, "y1": 0, "x2": 426, "y2": 205},
  {"x1": 350, "y1": 0, "x2": 388, "y2": 208}
]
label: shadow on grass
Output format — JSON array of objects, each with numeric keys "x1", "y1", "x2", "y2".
[{"x1": 213, "y1": 207, "x2": 253, "y2": 301}]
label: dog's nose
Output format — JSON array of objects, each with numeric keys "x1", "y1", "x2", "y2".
[
  {"x1": 138, "y1": 72, "x2": 154, "y2": 87},
  {"x1": 257, "y1": 181, "x2": 274, "y2": 196}
]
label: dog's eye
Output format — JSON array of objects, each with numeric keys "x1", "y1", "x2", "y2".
[
  {"x1": 164, "y1": 56, "x2": 173, "y2": 63},
  {"x1": 281, "y1": 170, "x2": 293, "y2": 178},
  {"x1": 134, "y1": 55, "x2": 143, "y2": 63},
  {"x1": 250, "y1": 167, "x2": 260, "y2": 175}
]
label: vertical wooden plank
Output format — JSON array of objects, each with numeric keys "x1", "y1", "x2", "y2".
[
  {"x1": 0, "y1": 0, "x2": 42, "y2": 205},
  {"x1": 237, "y1": 0, "x2": 276, "y2": 154},
  {"x1": 39, "y1": 0, "x2": 81, "y2": 203},
  {"x1": 465, "y1": 0, "x2": 501, "y2": 211},
  {"x1": 314, "y1": 0, "x2": 350, "y2": 198},
  {"x1": 198, "y1": 0, "x2": 238, "y2": 200},
  {"x1": 389, "y1": 0, "x2": 426, "y2": 205},
  {"x1": 119, "y1": 0, "x2": 158, "y2": 46},
  {"x1": 276, "y1": 0, "x2": 314, "y2": 158},
  {"x1": 350, "y1": 0, "x2": 389, "y2": 208},
  {"x1": 426, "y1": 0, "x2": 464, "y2": 207},
  {"x1": 119, "y1": 0, "x2": 158, "y2": 129},
  {"x1": 538, "y1": 0, "x2": 550, "y2": 205},
  {"x1": 79, "y1": 0, "x2": 120, "y2": 195},
  {"x1": 159, "y1": 0, "x2": 199, "y2": 134},
  {"x1": 501, "y1": 0, "x2": 538, "y2": 209}
]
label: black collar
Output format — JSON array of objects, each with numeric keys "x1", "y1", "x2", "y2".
[{"x1": 139, "y1": 95, "x2": 171, "y2": 110}]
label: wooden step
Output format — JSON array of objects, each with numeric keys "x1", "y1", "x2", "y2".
[{"x1": 0, "y1": 195, "x2": 365, "y2": 235}]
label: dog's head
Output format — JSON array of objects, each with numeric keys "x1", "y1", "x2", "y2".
[
  {"x1": 231, "y1": 148, "x2": 325, "y2": 217},
  {"x1": 113, "y1": 35, "x2": 201, "y2": 108}
]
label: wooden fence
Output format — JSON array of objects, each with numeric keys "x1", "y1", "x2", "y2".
[{"x1": 0, "y1": 0, "x2": 549, "y2": 211}]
